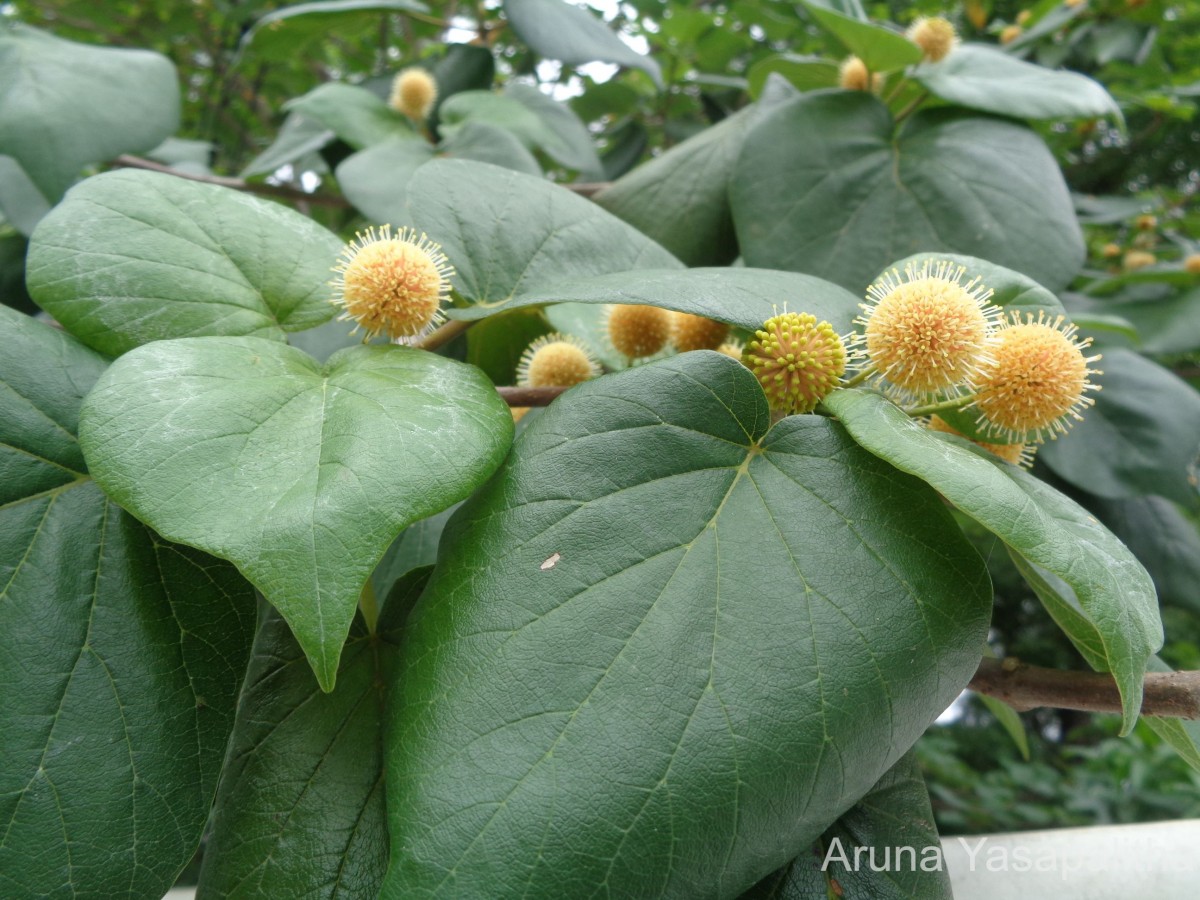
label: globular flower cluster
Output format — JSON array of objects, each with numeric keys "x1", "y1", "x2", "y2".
[
  {"x1": 849, "y1": 259, "x2": 1101, "y2": 448},
  {"x1": 330, "y1": 225, "x2": 453, "y2": 342},
  {"x1": 745, "y1": 312, "x2": 847, "y2": 415},
  {"x1": 606, "y1": 304, "x2": 672, "y2": 360},
  {"x1": 389, "y1": 67, "x2": 437, "y2": 120},
  {"x1": 517, "y1": 333, "x2": 600, "y2": 389}
]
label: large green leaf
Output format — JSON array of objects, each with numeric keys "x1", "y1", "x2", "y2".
[
  {"x1": 1008, "y1": 555, "x2": 1200, "y2": 772},
  {"x1": 241, "y1": 112, "x2": 334, "y2": 178},
  {"x1": 402, "y1": 159, "x2": 681, "y2": 311},
  {"x1": 0, "y1": 24, "x2": 180, "y2": 201},
  {"x1": 241, "y1": 0, "x2": 431, "y2": 62},
  {"x1": 196, "y1": 569, "x2": 429, "y2": 899},
  {"x1": 0, "y1": 155, "x2": 51, "y2": 236},
  {"x1": 1039, "y1": 349, "x2": 1200, "y2": 509},
  {"x1": 285, "y1": 82, "x2": 415, "y2": 150},
  {"x1": 79, "y1": 337, "x2": 513, "y2": 691},
  {"x1": 730, "y1": 92, "x2": 1085, "y2": 293},
  {"x1": 595, "y1": 105, "x2": 766, "y2": 267},
  {"x1": 26, "y1": 169, "x2": 342, "y2": 357},
  {"x1": 801, "y1": 2, "x2": 922, "y2": 72},
  {"x1": 383, "y1": 352, "x2": 990, "y2": 897},
  {"x1": 451, "y1": 267, "x2": 860, "y2": 335},
  {"x1": 503, "y1": 0, "x2": 663, "y2": 87},
  {"x1": 503, "y1": 83, "x2": 603, "y2": 179},
  {"x1": 915, "y1": 44, "x2": 1121, "y2": 122},
  {"x1": 0, "y1": 306, "x2": 254, "y2": 898},
  {"x1": 742, "y1": 752, "x2": 951, "y2": 899},
  {"x1": 824, "y1": 388, "x2": 1162, "y2": 733}
]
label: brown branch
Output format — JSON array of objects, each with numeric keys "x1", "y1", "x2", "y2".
[
  {"x1": 969, "y1": 657, "x2": 1200, "y2": 720},
  {"x1": 111, "y1": 155, "x2": 350, "y2": 208},
  {"x1": 497, "y1": 386, "x2": 568, "y2": 407},
  {"x1": 567, "y1": 182, "x2": 611, "y2": 198},
  {"x1": 417, "y1": 318, "x2": 474, "y2": 352}
]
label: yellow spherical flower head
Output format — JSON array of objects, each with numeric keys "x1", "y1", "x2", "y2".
[
  {"x1": 907, "y1": 16, "x2": 957, "y2": 62},
  {"x1": 852, "y1": 259, "x2": 1001, "y2": 398},
  {"x1": 516, "y1": 333, "x2": 600, "y2": 388},
  {"x1": 972, "y1": 311, "x2": 1101, "y2": 443},
  {"x1": 671, "y1": 311, "x2": 730, "y2": 352},
  {"x1": 746, "y1": 312, "x2": 846, "y2": 415},
  {"x1": 928, "y1": 415, "x2": 1033, "y2": 468},
  {"x1": 389, "y1": 67, "x2": 438, "y2": 120},
  {"x1": 330, "y1": 225, "x2": 453, "y2": 341},
  {"x1": 1123, "y1": 249, "x2": 1156, "y2": 271},
  {"x1": 1000, "y1": 24, "x2": 1022, "y2": 45},
  {"x1": 1185, "y1": 254, "x2": 1200, "y2": 275},
  {"x1": 838, "y1": 56, "x2": 883, "y2": 93},
  {"x1": 606, "y1": 304, "x2": 671, "y2": 360}
]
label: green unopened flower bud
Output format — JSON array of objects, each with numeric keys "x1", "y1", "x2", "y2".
[{"x1": 745, "y1": 312, "x2": 846, "y2": 415}]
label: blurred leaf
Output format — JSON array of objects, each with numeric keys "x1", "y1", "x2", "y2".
[
  {"x1": 801, "y1": 2, "x2": 922, "y2": 72},
  {"x1": 79, "y1": 339, "x2": 513, "y2": 690},
  {"x1": 916, "y1": 44, "x2": 1122, "y2": 122},
  {"x1": 747, "y1": 54, "x2": 840, "y2": 98},
  {"x1": 27, "y1": 169, "x2": 342, "y2": 356},
  {"x1": 503, "y1": 83, "x2": 603, "y2": 179},
  {"x1": 0, "y1": 24, "x2": 180, "y2": 201},
  {"x1": 0, "y1": 156, "x2": 51, "y2": 236},
  {"x1": 285, "y1": 82, "x2": 415, "y2": 150},
  {"x1": 503, "y1": 0, "x2": 663, "y2": 87},
  {"x1": 241, "y1": 112, "x2": 334, "y2": 178},
  {"x1": 441, "y1": 120, "x2": 542, "y2": 175},
  {"x1": 241, "y1": 0, "x2": 431, "y2": 62},
  {"x1": 336, "y1": 137, "x2": 436, "y2": 222},
  {"x1": 976, "y1": 694, "x2": 1031, "y2": 762}
]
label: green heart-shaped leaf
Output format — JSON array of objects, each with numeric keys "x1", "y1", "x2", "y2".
[
  {"x1": 402, "y1": 159, "x2": 681, "y2": 311},
  {"x1": 383, "y1": 352, "x2": 990, "y2": 896},
  {"x1": 730, "y1": 92, "x2": 1085, "y2": 293},
  {"x1": 0, "y1": 24, "x2": 180, "y2": 201},
  {"x1": 27, "y1": 169, "x2": 344, "y2": 357},
  {"x1": 0, "y1": 306, "x2": 255, "y2": 896},
  {"x1": 79, "y1": 337, "x2": 513, "y2": 690},
  {"x1": 824, "y1": 388, "x2": 1162, "y2": 733}
]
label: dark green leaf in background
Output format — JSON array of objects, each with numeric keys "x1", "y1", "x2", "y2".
[
  {"x1": 197, "y1": 569, "x2": 430, "y2": 900},
  {"x1": 240, "y1": 0, "x2": 432, "y2": 62},
  {"x1": 731, "y1": 92, "x2": 1085, "y2": 294},
  {"x1": 79, "y1": 338, "x2": 513, "y2": 690},
  {"x1": 0, "y1": 307, "x2": 254, "y2": 898},
  {"x1": 0, "y1": 24, "x2": 180, "y2": 201},
  {"x1": 26, "y1": 169, "x2": 343, "y2": 357},
  {"x1": 825, "y1": 388, "x2": 1162, "y2": 733},
  {"x1": 383, "y1": 352, "x2": 990, "y2": 898},
  {"x1": 741, "y1": 752, "x2": 952, "y2": 899},
  {"x1": 403, "y1": 159, "x2": 681, "y2": 310},
  {"x1": 801, "y1": 2, "x2": 922, "y2": 72},
  {"x1": 1039, "y1": 349, "x2": 1200, "y2": 509},
  {"x1": 336, "y1": 137, "x2": 436, "y2": 223},
  {"x1": 503, "y1": 0, "x2": 663, "y2": 87},
  {"x1": 285, "y1": 82, "x2": 415, "y2": 150}
]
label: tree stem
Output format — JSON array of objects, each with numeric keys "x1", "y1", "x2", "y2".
[
  {"x1": 418, "y1": 318, "x2": 473, "y2": 352},
  {"x1": 904, "y1": 394, "x2": 974, "y2": 417}
]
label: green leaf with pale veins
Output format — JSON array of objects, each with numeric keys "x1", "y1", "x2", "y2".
[
  {"x1": 402, "y1": 159, "x2": 681, "y2": 312},
  {"x1": 79, "y1": 337, "x2": 513, "y2": 691},
  {"x1": 0, "y1": 24, "x2": 180, "y2": 201},
  {"x1": 824, "y1": 388, "x2": 1162, "y2": 733},
  {"x1": 0, "y1": 306, "x2": 255, "y2": 898},
  {"x1": 26, "y1": 169, "x2": 344, "y2": 357},
  {"x1": 383, "y1": 352, "x2": 990, "y2": 897},
  {"x1": 730, "y1": 92, "x2": 1085, "y2": 294},
  {"x1": 742, "y1": 751, "x2": 951, "y2": 899},
  {"x1": 197, "y1": 568, "x2": 431, "y2": 899}
]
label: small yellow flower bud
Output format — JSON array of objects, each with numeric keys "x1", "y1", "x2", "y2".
[
  {"x1": 1123, "y1": 250, "x2": 1156, "y2": 271},
  {"x1": 1065, "y1": 0, "x2": 1085, "y2": 7},
  {"x1": 1184, "y1": 254, "x2": 1200, "y2": 275},
  {"x1": 670, "y1": 312, "x2": 730, "y2": 352},
  {"x1": 1000, "y1": 25, "x2": 1022, "y2": 45},
  {"x1": 838, "y1": 56, "x2": 882, "y2": 93},
  {"x1": 1016, "y1": 10, "x2": 1032, "y2": 26},
  {"x1": 606, "y1": 304, "x2": 672, "y2": 360},
  {"x1": 746, "y1": 312, "x2": 846, "y2": 415},
  {"x1": 1102, "y1": 243, "x2": 1121, "y2": 259},
  {"x1": 907, "y1": 16, "x2": 958, "y2": 62},
  {"x1": 1135, "y1": 214, "x2": 1158, "y2": 231},
  {"x1": 389, "y1": 67, "x2": 438, "y2": 120}
]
